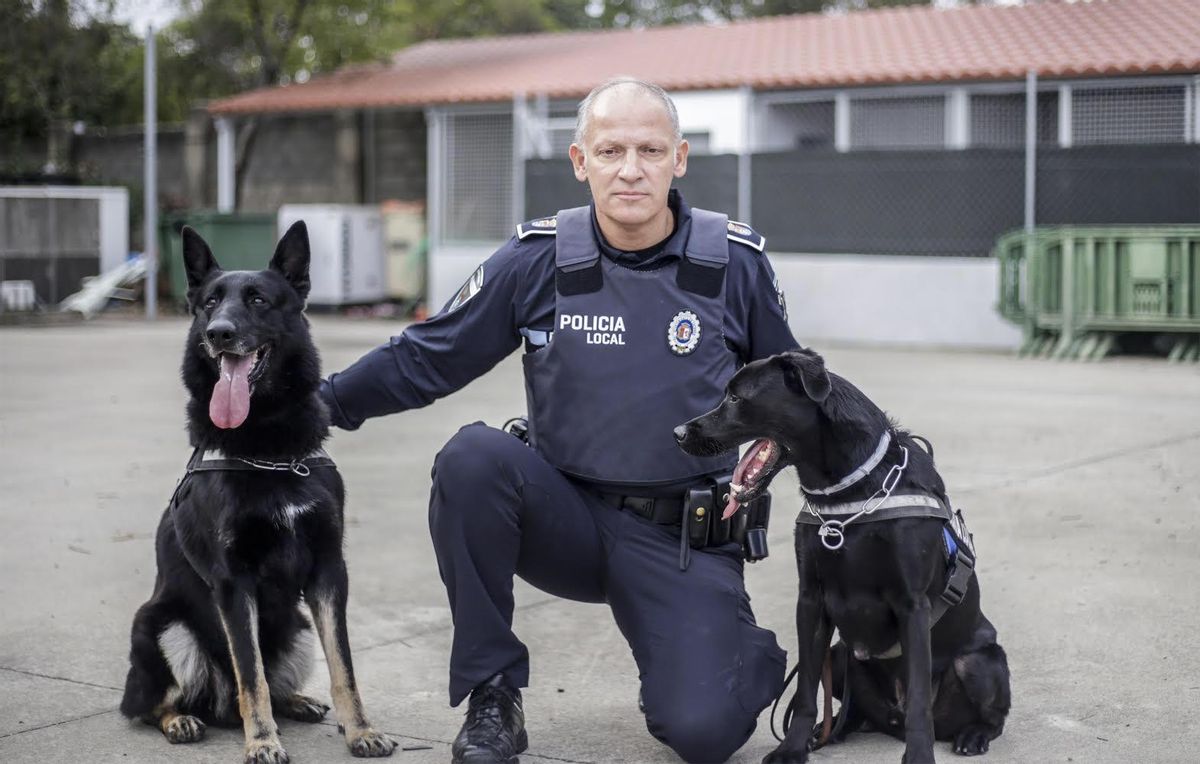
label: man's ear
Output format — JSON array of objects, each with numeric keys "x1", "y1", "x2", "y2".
[
  {"x1": 269, "y1": 220, "x2": 311, "y2": 301},
  {"x1": 569, "y1": 143, "x2": 588, "y2": 182},
  {"x1": 777, "y1": 348, "x2": 832, "y2": 403},
  {"x1": 673, "y1": 138, "x2": 689, "y2": 178},
  {"x1": 182, "y1": 226, "x2": 220, "y2": 308}
]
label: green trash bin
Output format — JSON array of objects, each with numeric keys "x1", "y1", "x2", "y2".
[{"x1": 158, "y1": 211, "x2": 277, "y2": 307}]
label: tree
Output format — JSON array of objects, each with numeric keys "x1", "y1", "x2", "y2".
[
  {"x1": 155, "y1": 0, "x2": 600, "y2": 197},
  {"x1": 158, "y1": 0, "x2": 594, "y2": 105},
  {"x1": 0, "y1": 0, "x2": 143, "y2": 165}
]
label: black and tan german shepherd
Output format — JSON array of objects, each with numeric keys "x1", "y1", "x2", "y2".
[{"x1": 119, "y1": 223, "x2": 396, "y2": 763}]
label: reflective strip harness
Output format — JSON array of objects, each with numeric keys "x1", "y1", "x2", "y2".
[{"x1": 794, "y1": 434, "x2": 978, "y2": 629}]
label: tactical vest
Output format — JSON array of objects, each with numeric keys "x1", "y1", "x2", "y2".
[{"x1": 522, "y1": 205, "x2": 738, "y2": 486}]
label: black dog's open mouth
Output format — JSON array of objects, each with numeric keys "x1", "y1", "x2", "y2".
[
  {"x1": 245, "y1": 344, "x2": 271, "y2": 385},
  {"x1": 725, "y1": 438, "x2": 786, "y2": 518},
  {"x1": 209, "y1": 345, "x2": 271, "y2": 430}
]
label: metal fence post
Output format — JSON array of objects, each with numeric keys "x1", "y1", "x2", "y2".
[
  {"x1": 1023, "y1": 70, "x2": 1039, "y2": 346},
  {"x1": 144, "y1": 24, "x2": 157, "y2": 320}
]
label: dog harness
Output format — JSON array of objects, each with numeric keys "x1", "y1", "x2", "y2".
[
  {"x1": 795, "y1": 434, "x2": 978, "y2": 632},
  {"x1": 167, "y1": 446, "x2": 337, "y2": 510},
  {"x1": 184, "y1": 446, "x2": 336, "y2": 476}
]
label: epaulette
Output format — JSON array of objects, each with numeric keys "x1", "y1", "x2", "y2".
[
  {"x1": 726, "y1": 220, "x2": 765, "y2": 252},
  {"x1": 516, "y1": 216, "x2": 558, "y2": 240}
]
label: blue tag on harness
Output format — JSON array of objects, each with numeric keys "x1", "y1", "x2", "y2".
[{"x1": 942, "y1": 527, "x2": 958, "y2": 560}]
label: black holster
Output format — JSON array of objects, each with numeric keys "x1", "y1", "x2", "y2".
[
  {"x1": 683, "y1": 475, "x2": 771, "y2": 562},
  {"x1": 736, "y1": 492, "x2": 771, "y2": 563}
]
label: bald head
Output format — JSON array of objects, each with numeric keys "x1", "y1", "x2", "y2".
[{"x1": 574, "y1": 77, "x2": 682, "y2": 147}]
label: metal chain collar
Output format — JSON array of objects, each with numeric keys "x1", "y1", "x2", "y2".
[
  {"x1": 233, "y1": 457, "x2": 312, "y2": 476},
  {"x1": 806, "y1": 445, "x2": 909, "y2": 551}
]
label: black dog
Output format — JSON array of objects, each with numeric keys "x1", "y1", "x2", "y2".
[
  {"x1": 119, "y1": 223, "x2": 396, "y2": 763},
  {"x1": 676, "y1": 349, "x2": 1009, "y2": 763}
]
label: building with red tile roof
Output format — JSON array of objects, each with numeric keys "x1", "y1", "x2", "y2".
[{"x1": 209, "y1": 0, "x2": 1200, "y2": 115}]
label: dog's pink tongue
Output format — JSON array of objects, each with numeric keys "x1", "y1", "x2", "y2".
[
  {"x1": 724, "y1": 438, "x2": 771, "y2": 519},
  {"x1": 723, "y1": 494, "x2": 741, "y2": 520},
  {"x1": 209, "y1": 353, "x2": 254, "y2": 429}
]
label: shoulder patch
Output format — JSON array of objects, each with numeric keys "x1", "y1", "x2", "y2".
[
  {"x1": 726, "y1": 220, "x2": 765, "y2": 253},
  {"x1": 447, "y1": 264, "x2": 485, "y2": 312},
  {"x1": 516, "y1": 216, "x2": 558, "y2": 240}
]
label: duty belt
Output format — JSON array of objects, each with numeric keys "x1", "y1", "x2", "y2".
[
  {"x1": 596, "y1": 476, "x2": 770, "y2": 571},
  {"x1": 597, "y1": 493, "x2": 688, "y2": 525}
]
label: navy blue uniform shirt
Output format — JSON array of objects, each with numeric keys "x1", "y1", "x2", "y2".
[{"x1": 319, "y1": 191, "x2": 798, "y2": 431}]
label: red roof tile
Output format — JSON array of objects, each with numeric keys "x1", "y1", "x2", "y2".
[{"x1": 210, "y1": 0, "x2": 1200, "y2": 115}]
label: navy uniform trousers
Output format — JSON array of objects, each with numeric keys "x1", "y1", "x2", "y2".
[{"x1": 428, "y1": 422, "x2": 787, "y2": 763}]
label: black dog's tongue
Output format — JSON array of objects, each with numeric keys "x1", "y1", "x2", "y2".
[
  {"x1": 726, "y1": 438, "x2": 774, "y2": 519},
  {"x1": 210, "y1": 353, "x2": 255, "y2": 429}
]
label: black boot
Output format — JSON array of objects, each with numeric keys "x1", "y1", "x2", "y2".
[{"x1": 451, "y1": 673, "x2": 528, "y2": 764}]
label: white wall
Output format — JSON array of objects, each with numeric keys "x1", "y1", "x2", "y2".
[
  {"x1": 669, "y1": 89, "x2": 748, "y2": 154},
  {"x1": 771, "y1": 253, "x2": 1021, "y2": 349}
]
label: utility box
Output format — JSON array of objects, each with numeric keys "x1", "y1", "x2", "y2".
[
  {"x1": 277, "y1": 205, "x2": 385, "y2": 306},
  {"x1": 381, "y1": 200, "x2": 426, "y2": 303},
  {"x1": 1, "y1": 186, "x2": 128, "y2": 304},
  {"x1": 159, "y1": 212, "x2": 276, "y2": 306}
]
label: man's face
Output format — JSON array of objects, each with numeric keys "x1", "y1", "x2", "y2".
[{"x1": 569, "y1": 88, "x2": 688, "y2": 231}]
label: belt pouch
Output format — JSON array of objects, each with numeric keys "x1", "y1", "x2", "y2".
[
  {"x1": 743, "y1": 493, "x2": 772, "y2": 562},
  {"x1": 685, "y1": 485, "x2": 714, "y2": 549}
]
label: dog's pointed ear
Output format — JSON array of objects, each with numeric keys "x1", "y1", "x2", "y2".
[
  {"x1": 777, "y1": 348, "x2": 832, "y2": 403},
  {"x1": 270, "y1": 220, "x2": 311, "y2": 301},
  {"x1": 182, "y1": 226, "x2": 220, "y2": 307}
]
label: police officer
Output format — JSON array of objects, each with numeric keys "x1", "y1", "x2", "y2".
[{"x1": 320, "y1": 78, "x2": 799, "y2": 763}]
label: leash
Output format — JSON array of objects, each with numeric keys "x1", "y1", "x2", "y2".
[
  {"x1": 771, "y1": 643, "x2": 852, "y2": 747},
  {"x1": 805, "y1": 445, "x2": 909, "y2": 551}
]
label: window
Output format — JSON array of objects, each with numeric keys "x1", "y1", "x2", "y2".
[
  {"x1": 761, "y1": 100, "x2": 835, "y2": 151},
  {"x1": 440, "y1": 111, "x2": 513, "y2": 242},
  {"x1": 850, "y1": 96, "x2": 944, "y2": 149},
  {"x1": 1072, "y1": 85, "x2": 1187, "y2": 145},
  {"x1": 969, "y1": 92, "x2": 1058, "y2": 147}
]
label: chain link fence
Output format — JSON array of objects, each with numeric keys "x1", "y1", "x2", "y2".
[{"x1": 433, "y1": 109, "x2": 514, "y2": 242}]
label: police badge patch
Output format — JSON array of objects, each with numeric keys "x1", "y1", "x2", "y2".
[
  {"x1": 667, "y1": 310, "x2": 701, "y2": 356},
  {"x1": 447, "y1": 264, "x2": 485, "y2": 312}
]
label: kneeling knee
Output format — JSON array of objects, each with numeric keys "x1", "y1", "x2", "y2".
[
  {"x1": 432, "y1": 422, "x2": 520, "y2": 488},
  {"x1": 647, "y1": 702, "x2": 753, "y2": 763}
]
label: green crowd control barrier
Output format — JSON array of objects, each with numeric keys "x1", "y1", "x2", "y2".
[
  {"x1": 995, "y1": 226, "x2": 1200, "y2": 362},
  {"x1": 158, "y1": 212, "x2": 278, "y2": 307}
]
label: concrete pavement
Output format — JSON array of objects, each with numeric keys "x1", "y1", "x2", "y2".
[{"x1": 1, "y1": 316, "x2": 1197, "y2": 763}]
